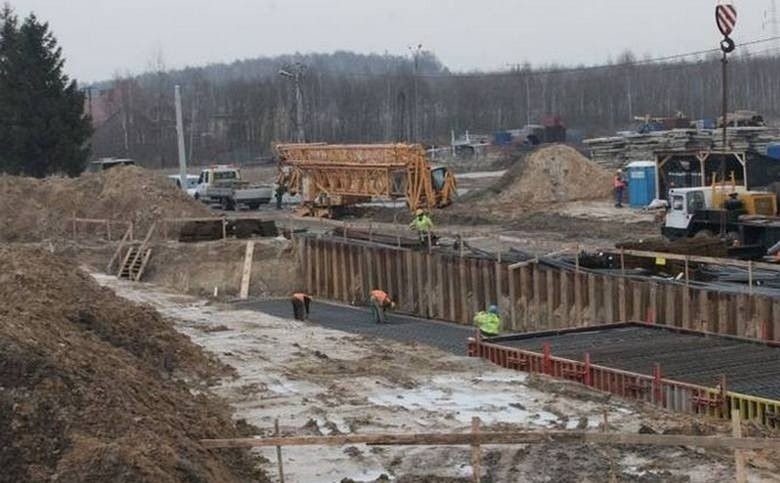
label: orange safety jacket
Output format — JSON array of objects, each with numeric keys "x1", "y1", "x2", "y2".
[
  {"x1": 292, "y1": 292, "x2": 308, "y2": 302},
  {"x1": 613, "y1": 176, "x2": 626, "y2": 188},
  {"x1": 370, "y1": 290, "x2": 389, "y2": 304}
]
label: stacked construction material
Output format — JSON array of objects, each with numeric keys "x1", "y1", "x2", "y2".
[{"x1": 585, "y1": 127, "x2": 780, "y2": 169}]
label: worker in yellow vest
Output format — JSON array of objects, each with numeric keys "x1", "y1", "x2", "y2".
[
  {"x1": 291, "y1": 292, "x2": 312, "y2": 321},
  {"x1": 369, "y1": 289, "x2": 395, "y2": 324},
  {"x1": 474, "y1": 305, "x2": 501, "y2": 337},
  {"x1": 409, "y1": 208, "x2": 434, "y2": 244}
]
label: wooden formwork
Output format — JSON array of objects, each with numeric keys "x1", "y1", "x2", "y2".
[{"x1": 299, "y1": 236, "x2": 780, "y2": 343}]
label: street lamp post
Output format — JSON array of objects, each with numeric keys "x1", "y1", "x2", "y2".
[{"x1": 279, "y1": 63, "x2": 305, "y2": 143}]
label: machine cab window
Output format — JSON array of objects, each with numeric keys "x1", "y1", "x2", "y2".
[
  {"x1": 671, "y1": 195, "x2": 684, "y2": 211},
  {"x1": 687, "y1": 191, "x2": 705, "y2": 212}
]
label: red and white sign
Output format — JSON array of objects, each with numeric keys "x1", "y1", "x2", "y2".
[{"x1": 716, "y1": 4, "x2": 737, "y2": 37}]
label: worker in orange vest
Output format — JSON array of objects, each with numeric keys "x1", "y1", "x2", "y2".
[
  {"x1": 291, "y1": 292, "x2": 312, "y2": 321},
  {"x1": 369, "y1": 289, "x2": 394, "y2": 324},
  {"x1": 613, "y1": 169, "x2": 628, "y2": 208}
]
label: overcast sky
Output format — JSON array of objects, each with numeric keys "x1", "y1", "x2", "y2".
[{"x1": 8, "y1": 0, "x2": 776, "y2": 83}]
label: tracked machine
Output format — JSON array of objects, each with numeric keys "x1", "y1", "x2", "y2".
[{"x1": 275, "y1": 143, "x2": 457, "y2": 217}]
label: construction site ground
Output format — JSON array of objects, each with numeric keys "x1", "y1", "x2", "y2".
[{"x1": 95, "y1": 275, "x2": 778, "y2": 482}]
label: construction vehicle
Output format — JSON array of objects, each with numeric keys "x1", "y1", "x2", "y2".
[
  {"x1": 662, "y1": 174, "x2": 780, "y2": 260},
  {"x1": 274, "y1": 143, "x2": 457, "y2": 217},
  {"x1": 194, "y1": 165, "x2": 273, "y2": 211}
]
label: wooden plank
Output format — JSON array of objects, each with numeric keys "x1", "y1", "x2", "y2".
[
  {"x1": 416, "y1": 251, "x2": 426, "y2": 316},
  {"x1": 682, "y1": 286, "x2": 691, "y2": 329},
  {"x1": 314, "y1": 239, "x2": 322, "y2": 296},
  {"x1": 631, "y1": 282, "x2": 643, "y2": 322},
  {"x1": 438, "y1": 254, "x2": 447, "y2": 319},
  {"x1": 603, "y1": 276, "x2": 614, "y2": 323},
  {"x1": 773, "y1": 298, "x2": 780, "y2": 343},
  {"x1": 648, "y1": 283, "x2": 658, "y2": 323},
  {"x1": 587, "y1": 273, "x2": 597, "y2": 325},
  {"x1": 470, "y1": 259, "x2": 482, "y2": 318},
  {"x1": 664, "y1": 285, "x2": 676, "y2": 326},
  {"x1": 574, "y1": 271, "x2": 583, "y2": 326},
  {"x1": 239, "y1": 241, "x2": 256, "y2": 299},
  {"x1": 546, "y1": 269, "x2": 555, "y2": 328},
  {"x1": 532, "y1": 266, "x2": 542, "y2": 330},
  {"x1": 448, "y1": 257, "x2": 457, "y2": 322},
  {"x1": 618, "y1": 277, "x2": 627, "y2": 322},
  {"x1": 201, "y1": 431, "x2": 780, "y2": 450},
  {"x1": 520, "y1": 265, "x2": 531, "y2": 330},
  {"x1": 482, "y1": 259, "x2": 492, "y2": 309},
  {"x1": 425, "y1": 252, "x2": 434, "y2": 318},
  {"x1": 404, "y1": 250, "x2": 414, "y2": 313},
  {"x1": 736, "y1": 294, "x2": 750, "y2": 338},
  {"x1": 471, "y1": 417, "x2": 482, "y2": 483},
  {"x1": 332, "y1": 243, "x2": 341, "y2": 301},
  {"x1": 459, "y1": 256, "x2": 470, "y2": 325},
  {"x1": 560, "y1": 271, "x2": 570, "y2": 327},
  {"x1": 732, "y1": 413, "x2": 747, "y2": 483},
  {"x1": 508, "y1": 267, "x2": 517, "y2": 331},
  {"x1": 495, "y1": 261, "x2": 503, "y2": 320},
  {"x1": 347, "y1": 244, "x2": 356, "y2": 303},
  {"x1": 718, "y1": 294, "x2": 730, "y2": 335}
]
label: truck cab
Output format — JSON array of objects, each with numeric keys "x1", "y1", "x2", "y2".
[
  {"x1": 195, "y1": 165, "x2": 272, "y2": 210},
  {"x1": 662, "y1": 186, "x2": 777, "y2": 240}
]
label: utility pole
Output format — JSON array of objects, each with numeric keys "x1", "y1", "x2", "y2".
[
  {"x1": 174, "y1": 85, "x2": 188, "y2": 193},
  {"x1": 408, "y1": 44, "x2": 423, "y2": 142},
  {"x1": 279, "y1": 63, "x2": 305, "y2": 142}
]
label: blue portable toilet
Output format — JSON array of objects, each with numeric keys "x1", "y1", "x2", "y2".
[
  {"x1": 767, "y1": 143, "x2": 780, "y2": 160},
  {"x1": 626, "y1": 161, "x2": 656, "y2": 208}
]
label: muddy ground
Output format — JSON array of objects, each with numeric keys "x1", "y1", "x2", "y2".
[{"x1": 97, "y1": 275, "x2": 779, "y2": 483}]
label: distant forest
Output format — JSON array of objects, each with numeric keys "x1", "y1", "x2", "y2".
[{"x1": 87, "y1": 49, "x2": 780, "y2": 167}]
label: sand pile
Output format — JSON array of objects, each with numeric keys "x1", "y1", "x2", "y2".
[
  {"x1": 0, "y1": 246, "x2": 266, "y2": 482},
  {"x1": 466, "y1": 144, "x2": 613, "y2": 208},
  {"x1": 0, "y1": 166, "x2": 213, "y2": 242}
]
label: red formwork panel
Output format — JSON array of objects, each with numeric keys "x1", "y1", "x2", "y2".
[{"x1": 468, "y1": 336, "x2": 734, "y2": 422}]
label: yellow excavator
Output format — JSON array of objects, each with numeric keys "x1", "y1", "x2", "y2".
[{"x1": 274, "y1": 143, "x2": 457, "y2": 217}]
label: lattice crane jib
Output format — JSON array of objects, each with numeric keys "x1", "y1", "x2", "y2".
[{"x1": 274, "y1": 142, "x2": 454, "y2": 214}]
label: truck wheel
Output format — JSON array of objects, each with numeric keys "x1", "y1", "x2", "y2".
[
  {"x1": 248, "y1": 203, "x2": 260, "y2": 210},
  {"x1": 221, "y1": 197, "x2": 234, "y2": 211},
  {"x1": 693, "y1": 229, "x2": 714, "y2": 239}
]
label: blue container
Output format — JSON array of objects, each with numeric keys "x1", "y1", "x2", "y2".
[
  {"x1": 767, "y1": 143, "x2": 780, "y2": 160},
  {"x1": 626, "y1": 161, "x2": 656, "y2": 208},
  {"x1": 493, "y1": 131, "x2": 512, "y2": 145}
]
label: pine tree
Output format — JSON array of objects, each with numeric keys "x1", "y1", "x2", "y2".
[{"x1": 0, "y1": 4, "x2": 92, "y2": 177}]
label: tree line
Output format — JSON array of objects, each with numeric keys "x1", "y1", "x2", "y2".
[{"x1": 91, "y1": 47, "x2": 780, "y2": 168}]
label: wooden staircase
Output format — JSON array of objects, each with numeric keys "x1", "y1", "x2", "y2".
[{"x1": 116, "y1": 223, "x2": 156, "y2": 282}]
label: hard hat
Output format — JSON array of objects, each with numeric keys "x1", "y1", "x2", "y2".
[
  {"x1": 488, "y1": 305, "x2": 499, "y2": 314},
  {"x1": 415, "y1": 208, "x2": 424, "y2": 216}
]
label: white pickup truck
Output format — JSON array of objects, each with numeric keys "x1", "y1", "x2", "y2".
[{"x1": 194, "y1": 165, "x2": 273, "y2": 210}]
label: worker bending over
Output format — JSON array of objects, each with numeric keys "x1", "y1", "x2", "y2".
[
  {"x1": 291, "y1": 292, "x2": 312, "y2": 321},
  {"x1": 474, "y1": 305, "x2": 501, "y2": 337},
  {"x1": 369, "y1": 289, "x2": 395, "y2": 324},
  {"x1": 409, "y1": 208, "x2": 434, "y2": 244}
]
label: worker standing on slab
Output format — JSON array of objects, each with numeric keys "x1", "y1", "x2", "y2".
[
  {"x1": 613, "y1": 169, "x2": 627, "y2": 208},
  {"x1": 409, "y1": 208, "x2": 434, "y2": 245},
  {"x1": 473, "y1": 305, "x2": 501, "y2": 337},
  {"x1": 369, "y1": 289, "x2": 394, "y2": 324},
  {"x1": 291, "y1": 292, "x2": 311, "y2": 321}
]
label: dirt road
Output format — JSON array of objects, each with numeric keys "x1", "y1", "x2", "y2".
[{"x1": 92, "y1": 275, "x2": 767, "y2": 482}]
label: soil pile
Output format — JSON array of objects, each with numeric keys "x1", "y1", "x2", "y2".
[
  {"x1": 464, "y1": 144, "x2": 613, "y2": 208},
  {"x1": 0, "y1": 246, "x2": 266, "y2": 482},
  {"x1": 0, "y1": 166, "x2": 213, "y2": 242}
]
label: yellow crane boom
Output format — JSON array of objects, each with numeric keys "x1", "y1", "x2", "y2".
[{"x1": 275, "y1": 143, "x2": 456, "y2": 217}]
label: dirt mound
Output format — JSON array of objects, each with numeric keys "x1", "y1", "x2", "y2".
[
  {"x1": 0, "y1": 166, "x2": 213, "y2": 242},
  {"x1": 0, "y1": 246, "x2": 266, "y2": 482},
  {"x1": 464, "y1": 144, "x2": 613, "y2": 208}
]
